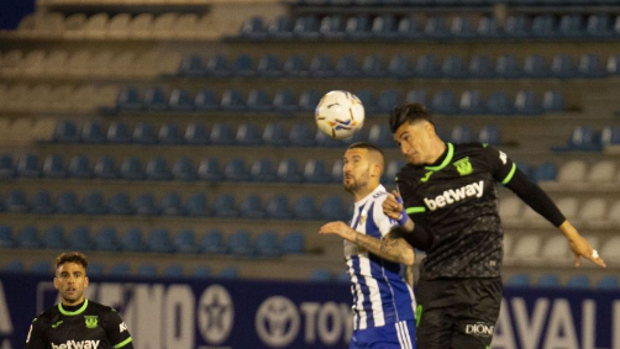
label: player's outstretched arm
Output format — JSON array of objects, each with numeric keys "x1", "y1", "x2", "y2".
[
  {"x1": 559, "y1": 220, "x2": 606, "y2": 268},
  {"x1": 319, "y1": 221, "x2": 415, "y2": 265}
]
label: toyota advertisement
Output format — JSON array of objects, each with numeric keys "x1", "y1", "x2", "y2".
[{"x1": 0, "y1": 273, "x2": 619, "y2": 349}]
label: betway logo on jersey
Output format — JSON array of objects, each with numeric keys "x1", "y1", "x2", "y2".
[
  {"x1": 423, "y1": 180, "x2": 484, "y2": 211},
  {"x1": 51, "y1": 340, "x2": 100, "y2": 349}
]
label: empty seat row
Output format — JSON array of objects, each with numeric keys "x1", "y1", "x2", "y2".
[
  {"x1": 240, "y1": 14, "x2": 620, "y2": 41},
  {"x1": 295, "y1": 0, "x2": 620, "y2": 6},
  {"x1": 0, "y1": 224, "x2": 305, "y2": 257},
  {"x1": 0, "y1": 83, "x2": 117, "y2": 113},
  {"x1": 505, "y1": 234, "x2": 620, "y2": 264},
  {"x1": 0, "y1": 190, "x2": 350, "y2": 220},
  {"x1": 3, "y1": 259, "x2": 239, "y2": 279},
  {"x1": 115, "y1": 87, "x2": 564, "y2": 115},
  {"x1": 506, "y1": 273, "x2": 619, "y2": 290},
  {"x1": 176, "y1": 53, "x2": 620, "y2": 79},
  {"x1": 556, "y1": 158, "x2": 620, "y2": 183},
  {"x1": 552, "y1": 125, "x2": 620, "y2": 152},
  {"x1": 500, "y1": 196, "x2": 620, "y2": 223},
  {"x1": 0, "y1": 49, "x2": 179, "y2": 79}
]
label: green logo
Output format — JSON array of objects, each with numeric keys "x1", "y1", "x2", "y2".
[
  {"x1": 453, "y1": 157, "x2": 473, "y2": 176},
  {"x1": 420, "y1": 171, "x2": 433, "y2": 182},
  {"x1": 84, "y1": 316, "x2": 98, "y2": 329},
  {"x1": 51, "y1": 320, "x2": 63, "y2": 329}
]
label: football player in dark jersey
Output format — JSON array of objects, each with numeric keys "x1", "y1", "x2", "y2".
[
  {"x1": 24, "y1": 252, "x2": 134, "y2": 349},
  {"x1": 382, "y1": 103, "x2": 606, "y2": 349}
]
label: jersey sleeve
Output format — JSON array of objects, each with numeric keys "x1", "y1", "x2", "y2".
[
  {"x1": 105, "y1": 310, "x2": 133, "y2": 349},
  {"x1": 396, "y1": 177, "x2": 426, "y2": 217},
  {"x1": 373, "y1": 194, "x2": 398, "y2": 237},
  {"x1": 481, "y1": 145, "x2": 517, "y2": 185},
  {"x1": 24, "y1": 318, "x2": 45, "y2": 349}
]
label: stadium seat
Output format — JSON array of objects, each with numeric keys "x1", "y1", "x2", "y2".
[
  {"x1": 120, "y1": 157, "x2": 145, "y2": 180},
  {"x1": 147, "y1": 229, "x2": 172, "y2": 253},
  {"x1": 566, "y1": 275, "x2": 590, "y2": 289},
  {"x1": 255, "y1": 231, "x2": 281, "y2": 257},
  {"x1": 256, "y1": 54, "x2": 281, "y2": 77},
  {"x1": 542, "y1": 90, "x2": 564, "y2": 113},
  {"x1": 266, "y1": 195, "x2": 294, "y2": 219},
  {"x1": 282, "y1": 55, "x2": 307, "y2": 76},
  {"x1": 94, "y1": 156, "x2": 118, "y2": 179},
  {"x1": 345, "y1": 15, "x2": 371, "y2": 40},
  {"x1": 159, "y1": 192, "x2": 185, "y2": 216},
  {"x1": 376, "y1": 89, "x2": 401, "y2": 113},
  {"x1": 17, "y1": 226, "x2": 39, "y2": 249},
  {"x1": 250, "y1": 159, "x2": 276, "y2": 182},
  {"x1": 496, "y1": 55, "x2": 522, "y2": 79},
  {"x1": 134, "y1": 193, "x2": 159, "y2": 216},
  {"x1": 371, "y1": 15, "x2": 397, "y2": 40},
  {"x1": 0, "y1": 154, "x2": 15, "y2": 179},
  {"x1": 56, "y1": 192, "x2": 81, "y2": 214},
  {"x1": 293, "y1": 195, "x2": 320, "y2": 220},
  {"x1": 607, "y1": 55, "x2": 620, "y2": 75},
  {"x1": 551, "y1": 54, "x2": 576, "y2": 79},
  {"x1": 361, "y1": 55, "x2": 386, "y2": 77},
  {"x1": 143, "y1": 87, "x2": 168, "y2": 111},
  {"x1": 246, "y1": 89, "x2": 272, "y2": 112},
  {"x1": 136, "y1": 264, "x2": 157, "y2": 276},
  {"x1": 506, "y1": 274, "x2": 531, "y2": 287},
  {"x1": 335, "y1": 55, "x2": 362, "y2": 77},
  {"x1": 81, "y1": 121, "x2": 105, "y2": 144},
  {"x1": 578, "y1": 54, "x2": 606, "y2": 78},
  {"x1": 191, "y1": 265, "x2": 212, "y2": 278},
  {"x1": 514, "y1": 90, "x2": 542, "y2": 115},
  {"x1": 531, "y1": 15, "x2": 556, "y2": 38},
  {"x1": 220, "y1": 89, "x2": 246, "y2": 111},
  {"x1": 442, "y1": 55, "x2": 467, "y2": 79},
  {"x1": 532, "y1": 162, "x2": 557, "y2": 182},
  {"x1": 168, "y1": 89, "x2": 194, "y2": 111},
  {"x1": 477, "y1": 17, "x2": 501, "y2": 39},
  {"x1": 236, "y1": 123, "x2": 262, "y2": 146},
  {"x1": 273, "y1": 89, "x2": 298, "y2": 112},
  {"x1": 478, "y1": 125, "x2": 501, "y2": 145},
  {"x1": 224, "y1": 159, "x2": 249, "y2": 182},
  {"x1": 158, "y1": 123, "x2": 183, "y2": 145},
  {"x1": 388, "y1": 55, "x2": 413, "y2": 78},
  {"x1": 67, "y1": 226, "x2": 92, "y2": 251},
  {"x1": 469, "y1": 54, "x2": 494, "y2": 78},
  {"x1": 210, "y1": 123, "x2": 235, "y2": 146},
  {"x1": 578, "y1": 198, "x2": 607, "y2": 221},
  {"x1": 194, "y1": 89, "x2": 219, "y2": 110},
  {"x1": 586, "y1": 14, "x2": 612, "y2": 38},
  {"x1": 277, "y1": 159, "x2": 304, "y2": 183},
  {"x1": 171, "y1": 157, "x2": 196, "y2": 182},
  {"x1": 4, "y1": 261, "x2": 24, "y2": 272},
  {"x1": 541, "y1": 235, "x2": 570, "y2": 260},
  {"x1": 320, "y1": 196, "x2": 347, "y2": 220},
  {"x1": 146, "y1": 157, "x2": 172, "y2": 181},
  {"x1": 54, "y1": 120, "x2": 80, "y2": 143},
  {"x1": 569, "y1": 126, "x2": 601, "y2": 151},
  {"x1": 424, "y1": 16, "x2": 448, "y2": 40},
  {"x1": 523, "y1": 54, "x2": 550, "y2": 78},
  {"x1": 450, "y1": 125, "x2": 472, "y2": 143},
  {"x1": 0, "y1": 225, "x2": 15, "y2": 248},
  {"x1": 537, "y1": 274, "x2": 560, "y2": 288},
  {"x1": 213, "y1": 194, "x2": 239, "y2": 218},
  {"x1": 184, "y1": 123, "x2": 209, "y2": 145},
  {"x1": 512, "y1": 235, "x2": 542, "y2": 260},
  {"x1": 186, "y1": 193, "x2": 209, "y2": 217},
  {"x1": 177, "y1": 54, "x2": 204, "y2": 77},
  {"x1": 82, "y1": 192, "x2": 107, "y2": 215},
  {"x1": 68, "y1": 156, "x2": 93, "y2": 179},
  {"x1": 319, "y1": 15, "x2": 345, "y2": 39},
  {"x1": 309, "y1": 268, "x2": 332, "y2": 282},
  {"x1": 397, "y1": 16, "x2": 421, "y2": 40},
  {"x1": 414, "y1": 54, "x2": 440, "y2": 78},
  {"x1": 120, "y1": 227, "x2": 144, "y2": 252},
  {"x1": 106, "y1": 122, "x2": 132, "y2": 144},
  {"x1": 314, "y1": 129, "x2": 341, "y2": 148},
  {"x1": 367, "y1": 124, "x2": 394, "y2": 148},
  {"x1": 303, "y1": 159, "x2": 332, "y2": 183},
  {"x1": 198, "y1": 158, "x2": 224, "y2": 182},
  {"x1": 601, "y1": 125, "x2": 620, "y2": 146},
  {"x1": 107, "y1": 193, "x2": 133, "y2": 215},
  {"x1": 172, "y1": 229, "x2": 198, "y2": 254},
  {"x1": 586, "y1": 160, "x2": 616, "y2": 183},
  {"x1": 262, "y1": 123, "x2": 288, "y2": 147},
  {"x1": 42, "y1": 155, "x2": 66, "y2": 178},
  {"x1": 163, "y1": 264, "x2": 184, "y2": 277},
  {"x1": 30, "y1": 262, "x2": 52, "y2": 275},
  {"x1": 218, "y1": 266, "x2": 239, "y2": 279},
  {"x1": 558, "y1": 15, "x2": 583, "y2": 39},
  {"x1": 30, "y1": 191, "x2": 55, "y2": 214},
  {"x1": 281, "y1": 231, "x2": 305, "y2": 254},
  {"x1": 239, "y1": 194, "x2": 265, "y2": 219},
  {"x1": 309, "y1": 55, "x2": 335, "y2": 78},
  {"x1": 5, "y1": 190, "x2": 29, "y2": 213},
  {"x1": 133, "y1": 122, "x2": 157, "y2": 145},
  {"x1": 597, "y1": 276, "x2": 619, "y2": 290},
  {"x1": 228, "y1": 230, "x2": 254, "y2": 256},
  {"x1": 459, "y1": 90, "x2": 485, "y2": 115},
  {"x1": 42, "y1": 226, "x2": 65, "y2": 249},
  {"x1": 93, "y1": 227, "x2": 118, "y2": 251},
  {"x1": 201, "y1": 230, "x2": 226, "y2": 254},
  {"x1": 431, "y1": 90, "x2": 458, "y2": 115},
  {"x1": 109, "y1": 263, "x2": 131, "y2": 276}
]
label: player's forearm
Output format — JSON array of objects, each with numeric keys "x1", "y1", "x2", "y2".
[
  {"x1": 404, "y1": 265, "x2": 415, "y2": 289},
  {"x1": 558, "y1": 220, "x2": 579, "y2": 240},
  {"x1": 354, "y1": 232, "x2": 415, "y2": 265}
]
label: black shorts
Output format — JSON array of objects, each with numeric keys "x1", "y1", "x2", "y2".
[{"x1": 415, "y1": 277, "x2": 502, "y2": 349}]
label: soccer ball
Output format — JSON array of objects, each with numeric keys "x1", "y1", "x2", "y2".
[{"x1": 315, "y1": 90, "x2": 365, "y2": 140}]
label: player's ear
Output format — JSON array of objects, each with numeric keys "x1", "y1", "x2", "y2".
[
  {"x1": 84, "y1": 275, "x2": 89, "y2": 288},
  {"x1": 53, "y1": 276, "x2": 59, "y2": 290}
]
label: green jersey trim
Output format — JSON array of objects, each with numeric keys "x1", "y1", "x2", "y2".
[
  {"x1": 406, "y1": 207, "x2": 426, "y2": 214},
  {"x1": 58, "y1": 299, "x2": 88, "y2": 316},
  {"x1": 114, "y1": 337, "x2": 133, "y2": 349},
  {"x1": 501, "y1": 163, "x2": 517, "y2": 185},
  {"x1": 424, "y1": 143, "x2": 454, "y2": 172}
]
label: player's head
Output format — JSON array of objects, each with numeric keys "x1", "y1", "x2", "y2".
[
  {"x1": 54, "y1": 252, "x2": 89, "y2": 306},
  {"x1": 343, "y1": 142, "x2": 384, "y2": 196},
  {"x1": 389, "y1": 103, "x2": 443, "y2": 165}
]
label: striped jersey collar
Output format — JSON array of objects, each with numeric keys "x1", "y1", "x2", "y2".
[{"x1": 355, "y1": 184, "x2": 386, "y2": 207}]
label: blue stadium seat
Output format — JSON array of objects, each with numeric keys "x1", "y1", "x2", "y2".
[
  {"x1": 240, "y1": 16, "x2": 266, "y2": 40},
  {"x1": 397, "y1": 16, "x2": 421, "y2": 39},
  {"x1": 0, "y1": 225, "x2": 15, "y2": 248},
  {"x1": 147, "y1": 228, "x2": 172, "y2": 253},
  {"x1": 376, "y1": 89, "x2": 401, "y2": 113},
  {"x1": 262, "y1": 122, "x2": 289, "y2": 146},
  {"x1": 194, "y1": 89, "x2": 219, "y2": 111},
  {"x1": 469, "y1": 54, "x2": 494, "y2": 79},
  {"x1": 597, "y1": 276, "x2": 619, "y2": 290},
  {"x1": 146, "y1": 157, "x2": 172, "y2": 181},
  {"x1": 116, "y1": 87, "x2": 142, "y2": 110},
  {"x1": 320, "y1": 196, "x2": 347, "y2": 220},
  {"x1": 354, "y1": 89, "x2": 377, "y2": 112},
  {"x1": 477, "y1": 16, "x2": 501, "y2": 39},
  {"x1": 431, "y1": 90, "x2": 458, "y2": 115},
  {"x1": 506, "y1": 273, "x2": 531, "y2": 287},
  {"x1": 250, "y1": 159, "x2": 276, "y2": 182},
  {"x1": 168, "y1": 89, "x2": 194, "y2": 111},
  {"x1": 586, "y1": 14, "x2": 612, "y2": 38},
  {"x1": 67, "y1": 226, "x2": 92, "y2": 251},
  {"x1": 601, "y1": 125, "x2": 620, "y2": 146},
  {"x1": 267, "y1": 16, "x2": 294, "y2": 39},
  {"x1": 201, "y1": 229, "x2": 226, "y2": 254},
  {"x1": 414, "y1": 54, "x2": 440, "y2": 78},
  {"x1": 109, "y1": 263, "x2": 131, "y2": 276},
  {"x1": 177, "y1": 55, "x2": 204, "y2": 77},
  {"x1": 239, "y1": 194, "x2": 265, "y2": 219},
  {"x1": 281, "y1": 231, "x2": 305, "y2": 254},
  {"x1": 106, "y1": 122, "x2": 132, "y2": 144},
  {"x1": 184, "y1": 123, "x2": 209, "y2": 145},
  {"x1": 120, "y1": 157, "x2": 145, "y2": 180},
  {"x1": 289, "y1": 123, "x2": 315, "y2": 147},
  {"x1": 120, "y1": 227, "x2": 144, "y2": 252},
  {"x1": 191, "y1": 265, "x2": 212, "y2": 278},
  {"x1": 282, "y1": 55, "x2": 308, "y2": 77},
  {"x1": 42, "y1": 226, "x2": 65, "y2": 249},
  {"x1": 107, "y1": 193, "x2": 133, "y2": 215},
  {"x1": 531, "y1": 15, "x2": 556, "y2": 38},
  {"x1": 172, "y1": 157, "x2": 196, "y2": 181},
  {"x1": 558, "y1": 14, "x2": 583, "y2": 39},
  {"x1": 134, "y1": 193, "x2": 159, "y2": 216},
  {"x1": 143, "y1": 87, "x2": 168, "y2": 111},
  {"x1": 198, "y1": 158, "x2": 224, "y2": 181},
  {"x1": 236, "y1": 123, "x2": 262, "y2": 146},
  {"x1": 213, "y1": 194, "x2": 239, "y2": 218},
  {"x1": 538, "y1": 274, "x2": 560, "y2": 288},
  {"x1": 405, "y1": 89, "x2": 428, "y2": 105},
  {"x1": 186, "y1": 193, "x2": 209, "y2": 217},
  {"x1": 293, "y1": 195, "x2": 320, "y2": 220},
  {"x1": 514, "y1": 90, "x2": 542, "y2": 115},
  {"x1": 205, "y1": 54, "x2": 230, "y2": 77},
  {"x1": 385, "y1": 160, "x2": 406, "y2": 184},
  {"x1": 42, "y1": 154, "x2": 66, "y2": 178},
  {"x1": 266, "y1": 195, "x2": 294, "y2": 219},
  {"x1": 298, "y1": 89, "x2": 321, "y2": 112},
  {"x1": 459, "y1": 90, "x2": 485, "y2": 115},
  {"x1": 87, "y1": 263, "x2": 104, "y2": 276},
  {"x1": 478, "y1": 125, "x2": 501, "y2": 146},
  {"x1": 486, "y1": 91, "x2": 515, "y2": 116},
  {"x1": 303, "y1": 159, "x2": 331, "y2": 183},
  {"x1": 30, "y1": 261, "x2": 52, "y2": 274},
  {"x1": 0, "y1": 154, "x2": 15, "y2": 179},
  {"x1": 294, "y1": 15, "x2": 320, "y2": 40},
  {"x1": 255, "y1": 231, "x2": 281, "y2": 257},
  {"x1": 309, "y1": 268, "x2": 332, "y2": 282},
  {"x1": 361, "y1": 55, "x2": 386, "y2": 77},
  {"x1": 158, "y1": 123, "x2": 183, "y2": 145},
  {"x1": 371, "y1": 15, "x2": 398, "y2": 40},
  {"x1": 246, "y1": 89, "x2": 272, "y2": 112},
  {"x1": 81, "y1": 121, "x2": 105, "y2": 144},
  {"x1": 228, "y1": 230, "x2": 254, "y2": 256},
  {"x1": 388, "y1": 55, "x2": 413, "y2": 78},
  {"x1": 495, "y1": 55, "x2": 522, "y2": 79},
  {"x1": 335, "y1": 55, "x2": 362, "y2": 77},
  {"x1": 256, "y1": 55, "x2": 282, "y2": 77},
  {"x1": 273, "y1": 89, "x2": 298, "y2": 112},
  {"x1": 551, "y1": 54, "x2": 576, "y2": 79},
  {"x1": 368, "y1": 124, "x2": 394, "y2": 148},
  {"x1": 53, "y1": 120, "x2": 80, "y2": 143},
  {"x1": 578, "y1": 54, "x2": 606, "y2": 78},
  {"x1": 82, "y1": 192, "x2": 107, "y2": 215},
  {"x1": 163, "y1": 265, "x2": 184, "y2": 277},
  {"x1": 532, "y1": 162, "x2": 557, "y2": 182},
  {"x1": 424, "y1": 16, "x2": 448, "y2": 40},
  {"x1": 232, "y1": 54, "x2": 255, "y2": 77},
  {"x1": 442, "y1": 55, "x2": 467, "y2": 79},
  {"x1": 542, "y1": 90, "x2": 564, "y2": 112},
  {"x1": 137, "y1": 264, "x2": 157, "y2": 276},
  {"x1": 309, "y1": 55, "x2": 335, "y2": 78},
  {"x1": 450, "y1": 125, "x2": 472, "y2": 143},
  {"x1": 68, "y1": 156, "x2": 92, "y2": 179},
  {"x1": 566, "y1": 275, "x2": 590, "y2": 289},
  {"x1": 17, "y1": 226, "x2": 39, "y2": 248},
  {"x1": 277, "y1": 159, "x2": 304, "y2": 183},
  {"x1": 4, "y1": 142, "x2": 27, "y2": 170},
  {"x1": 450, "y1": 16, "x2": 475, "y2": 39},
  {"x1": 567, "y1": 126, "x2": 601, "y2": 151},
  {"x1": 224, "y1": 158, "x2": 249, "y2": 182},
  {"x1": 523, "y1": 54, "x2": 550, "y2": 78},
  {"x1": 504, "y1": 15, "x2": 530, "y2": 39},
  {"x1": 94, "y1": 156, "x2": 118, "y2": 179},
  {"x1": 161, "y1": 192, "x2": 186, "y2": 216},
  {"x1": 218, "y1": 266, "x2": 239, "y2": 279},
  {"x1": 210, "y1": 123, "x2": 235, "y2": 146},
  {"x1": 30, "y1": 191, "x2": 54, "y2": 214},
  {"x1": 4, "y1": 261, "x2": 24, "y2": 272},
  {"x1": 93, "y1": 227, "x2": 119, "y2": 251},
  {"x1": 345, "y1": 15, "x2": 371, "y2": 40},
  {"x1": 319, "y1": 15, "x2": 345, "y2": 39},
  {"x1": 5, "y1": 190, "x2": 28, "y2": 213},
  {"x1": 56, "y1": 192, "x2": 81, "y2": 214},
  {"x1": 172, "y1": 229, "x2": 198, "y2": 253},
  {"x1": 133, "y1": 122, "x2": 157, "y2": 145},
  {"x1": 220, "y1": 89, "x2": 246, "y2": 111},
  {"x1": 314, "y1": 129, "x2": 341, "y2": 148}
]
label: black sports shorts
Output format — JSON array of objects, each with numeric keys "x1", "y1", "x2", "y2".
[{"x1": 415, "y1": 277, "x2": 502, "y2": 349}]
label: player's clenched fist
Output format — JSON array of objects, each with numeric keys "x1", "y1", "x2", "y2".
[{"x1": 383, "y1": 190, "x2": 405, "y2": 221}]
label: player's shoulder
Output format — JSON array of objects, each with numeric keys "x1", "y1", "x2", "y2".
[
  {"x1": 87, "y1": 299, "x2": 118, "y2": 315},
  {"x1": 395, "y1": 162, "x2": 425, "y2": 181},
  {"x1": 31, "y1": 305, "x2": 58, "y2": 325},
  {"x1": 453, "y1": 142, "x2": 487, "y2": 153}
]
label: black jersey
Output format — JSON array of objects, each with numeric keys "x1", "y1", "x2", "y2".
[
  {"x1": 25, "y1": 299, "x2": 133, "y2": 349},
  {"x1": 396, "y1": 142, "x2": 516, "y2": 280}
]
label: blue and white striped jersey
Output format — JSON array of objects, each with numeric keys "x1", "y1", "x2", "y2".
[{"x1": 344, "y1": 184, "x2": 417, "y2": 330}]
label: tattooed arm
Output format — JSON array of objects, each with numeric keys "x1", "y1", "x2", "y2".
[{"x1": 319, "y1": 221, "x2": 415, "y2": 265}]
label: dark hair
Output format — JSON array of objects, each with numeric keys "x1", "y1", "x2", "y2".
[
  {"x1": 389, "y1": 103, "x2": 433, "y2": 134},
  {"x1": 347, "y1": 142, "x2": 385, "y2": 157},
  {"x1": 55, "y1": 252, "x2": 89, "y2": 270}
]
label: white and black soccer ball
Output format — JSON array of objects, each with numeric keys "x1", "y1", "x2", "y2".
[{"x1": 315, "y1": 90, "x2": 365, "y2": 140}]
